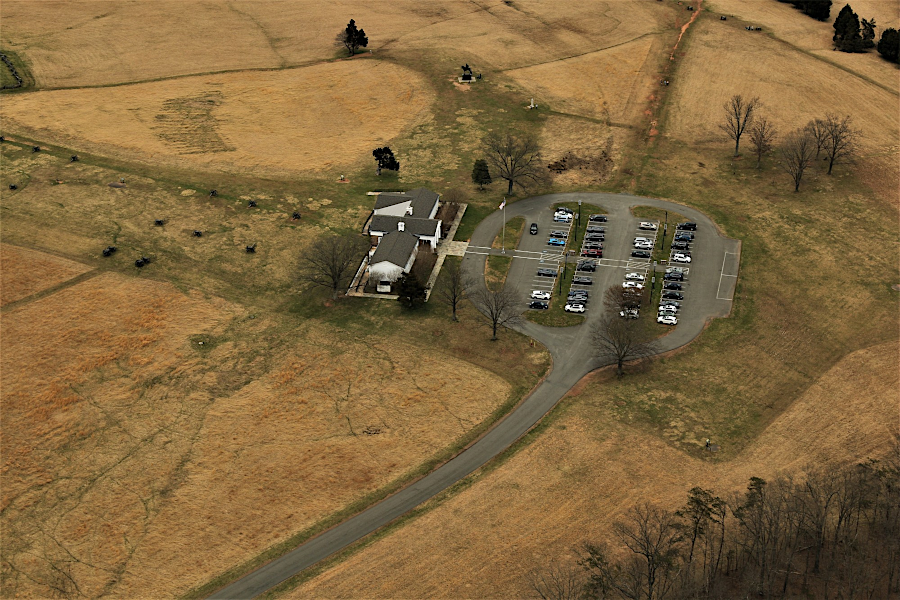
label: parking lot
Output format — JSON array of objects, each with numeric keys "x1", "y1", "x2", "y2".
[{"x1": 464, "y1": 193, "x2": 740, "y2": 343}]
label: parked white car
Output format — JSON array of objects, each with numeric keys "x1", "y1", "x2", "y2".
[
  {"x1": 530, "y1": 290, "x2": 551, "y2": 300},
  {"x1": 623, "y1": 282, "x2": 644, "y2": 290},
  {"x1": 657, "y1": 315, "x2": 678, "y2": 325},
  {"x1": 639, "y1": 221, "x2": 658, "y2": 230},
  {"x1": 672, "y1": 253, "x2": 692, "y2": 263},
  {"x1": 625, "y1": 272, "x2": 645, "y2": 282},
  {"x1": 564, "y1": 303, "x2": 586, "y2": 313},
  {"x1": 634, "y1": 241, "x2": 653, "y2": 250}
]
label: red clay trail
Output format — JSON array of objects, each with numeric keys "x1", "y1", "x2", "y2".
[{"x1": 671, "y1": 0, "x2": 703, "y2": 60}]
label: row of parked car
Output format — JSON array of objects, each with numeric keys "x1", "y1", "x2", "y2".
[
  {"x1": 567, "y1": 212, "x2": 612, "y2": 312},
  {"x1": 528, "y1": 207, "x2": 577, "y2": 310},
  {"x1": 670, "y1": 221, "x2": 698, "y2": 264},
  {"x1": 656, "y1": 266, "x2": 690, "y2": 325}
]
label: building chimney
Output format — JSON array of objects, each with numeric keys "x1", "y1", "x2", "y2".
[{"x1": 398, "y1": 221, "x2": 405, "y2": 231}]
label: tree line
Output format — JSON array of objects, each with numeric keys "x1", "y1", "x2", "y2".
[
  {"x1": 530, "y1": 445, "x2": 900, "y2": 600},
  {"x1": 770, "y1": 2, "x2": 897, "y2": 61},
  {"x1": 719, "y1": 95, "x2": 858, "y2": 192}
]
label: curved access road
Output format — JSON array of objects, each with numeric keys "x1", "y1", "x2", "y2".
[{"x1": 209, "y1": 193, "x2": 740, "y2": 599}]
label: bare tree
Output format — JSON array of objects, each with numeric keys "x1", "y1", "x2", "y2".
[
  {"x1": 780, "y1": 130, "x2": 816, "y2": 192},
  {"x1": 604, "y1": 284, "x2": 643, "y2": 314},
  {"x1": 483, "y1": 131, "x2": 545, "y2": 195},
  {"x1": 822, "y1": 114, "x2": 857, "y2": 175},
  {"x1": 748, "y1": 117, "x2": 777, "y2": 169},
  {"x1": 719, "y1": 95, "x2": 760, "y2": 156},
  {"x1": 434, "y1": 259, "x2": 469, "y2": 321},
  {"x1": 468, "y1": 283, "x2": 523, "y2": 340},
  {"x1": 300, "y1": 234, "x2": 368, "y2": 299},
  {"x1": 804, "y1": 118, "x2": 828, "y2": 158},
  {"x1": 528, "y1": 561, "x2": 586, "y2": 600},
  {"x1": 441, "y1": 187, "x2": 466, "y2": 205},
  {"x1": 591, "y1": 314, "x2": 658, "y2": 376},
  {"x1": 612, "y1": 504, "x2": 684, "y2": 600}
]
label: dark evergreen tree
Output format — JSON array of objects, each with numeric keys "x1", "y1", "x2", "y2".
[
  {"x1": 396, "y1": 272, "x2": 426, "y2": 309},
  {"x1": 861, "y1": 18, "x2": 877, "y2": 48},
  {"x1": 833, "y1": 4, "x2": 863, "y2": 52},
  {"x1": 372, "y1": 147, "x2": 400, "y2": 175},
  {"x1": 877, "y1": 28, "x2": 900, "y2": 63},
  {"x1": 471, "y1": 159, "x2": 492, "y2": 190},
  {"x1": 336, "y1": 19, "x2": 368, "y2": 56},
  {"x1": 804, "y1": 0, "x2": 832, "y2": 20}
]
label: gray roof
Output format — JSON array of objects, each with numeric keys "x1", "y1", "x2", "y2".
[
  {"x1": 370, "y1": 215, "x2": 440, "y2": 238},
  {"x1": 372, "y1": 188, "x2": 440, "y2": 217},
  {"x1": 370, "y1": 230, "x2": 419, "y2": 267}
]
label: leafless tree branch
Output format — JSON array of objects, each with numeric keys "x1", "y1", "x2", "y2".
[
  {"x1": 299, "y1": 234, "x2": 369, "y2": 300},
  {"x1": 483, "y1": 131, "x2": 545, "y2": 195},
  {"x1": 719, "y1": 95, "x2": 760, "y2": 156}
]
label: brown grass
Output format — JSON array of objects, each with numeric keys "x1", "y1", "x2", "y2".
[
  {"x1": 0, "y1": 243, "x2": 92, "y2": 306},
  {"x1": 507, "y1": 36, "x2": 660, "y2": 124},
  {"x1": 0, "y1": 253, "x2": 548, "y2": 598},
  {"x1": 0, "y1": 61, "x2": 434, "y2": 178},
  {"x1": 706, "y1": 0, "x2": 899, "y2": 91},
  {"x1": 665, "y1": 18, "x2": 898, "y2": 152},
  {"x1": 284, "y1": 342, "x2": 898, "y2": 599}
]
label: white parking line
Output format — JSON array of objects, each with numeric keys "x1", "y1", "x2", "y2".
[{"x1": 716, "y1": 251, "x2": 738, "y2": 300}]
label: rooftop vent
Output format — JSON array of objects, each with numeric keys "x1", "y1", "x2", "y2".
[{"x1": 398, "y1": 221, "x2": 405, "y2": 231}]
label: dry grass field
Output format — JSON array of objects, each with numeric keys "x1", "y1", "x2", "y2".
[
  {"x1": 707, "y1": 0, "x2": 899, "y2": 90},
  {"x1": 2, "y1": 0, "x2": 897, "y2": 597},
  {"x1": 284, "y1": 342, "x2": 898, "y2": 599},
  {"x1": 0, "y1": 254, "x2": 548, "y2": 598},
  {"x1": 507, "y1": 36, "x2": 661, "y2": 124},
  {"x1": 0, "y1": 243, "x2": 92, "y2": 306},
  {"x1": 665, "y1": 18, "x2": 898, "y2": 151},
  {"x1": 0, "y1": 61, "x2": 434, "y2": 178}
]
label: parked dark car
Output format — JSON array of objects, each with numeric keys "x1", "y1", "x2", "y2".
[
  {"x1": 671, "y1": 241, "x2": 690, "y2": 250},
  {"x1": 537, "y1": 268, "x2": 557, "y2": 277},
  {"x1": 663, "y1": 272, "x2": 684, "y2": 281},
  {"x1": 588, "y1": 214, "x2": 608, "y2": 222},
  {"x1": 664, "y1": 282, "x2": 683, "y2": 290},
  {"x1": 662, "y1": 291, "x2": 684, "y2": 300},
  {"x1": 631, "y1": 250, "x2": 651, "y2": 258},
  {"x1": 677, "y1": 222, "x2": 697, "y2": 231},
  {"x1": 584, "y1": 234, "x2": 605, "y2": 241},
  {"x1": 572, "y1": 276, "x2": 593, "y2": 285},
  {"x1": 530, "y1": 223, "x2": 538, "y2": 235},
  {"x1": 581, "y1": 249, "x2": 603, "y2": 258},
  {"x1": 674, "y1": 232, "x2": 694, "y2": 241},
  {"x1": 586, "y1": 226, "x2": 606, "y2": 233},
  {"x1": 529, "y1": 300, "x2": 550, "y2": 309},
  {"x1": 576, "y1": 262, "x2": 596, "y2": 272}
]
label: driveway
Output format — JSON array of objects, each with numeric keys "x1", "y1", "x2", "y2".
[{"x1": 209, "y1": 193, "x2": 740, "y2": 599}]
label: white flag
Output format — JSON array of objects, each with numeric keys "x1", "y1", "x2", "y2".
[{"x1": 499, "y1": 198, "x2": 506, "y2": 210}]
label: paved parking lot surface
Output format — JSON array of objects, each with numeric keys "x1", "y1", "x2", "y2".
[{"x1": 210, "y1": 193, "x2": 741, "y2": 599}]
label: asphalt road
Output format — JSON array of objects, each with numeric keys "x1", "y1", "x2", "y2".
[{"x1": 209, "y1": 193, "x2": 740, "y2": 599}]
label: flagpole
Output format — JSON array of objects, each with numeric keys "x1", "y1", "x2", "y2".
[{"x1": 501, "y1": 197, "x2": 506, "y2": 254}]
